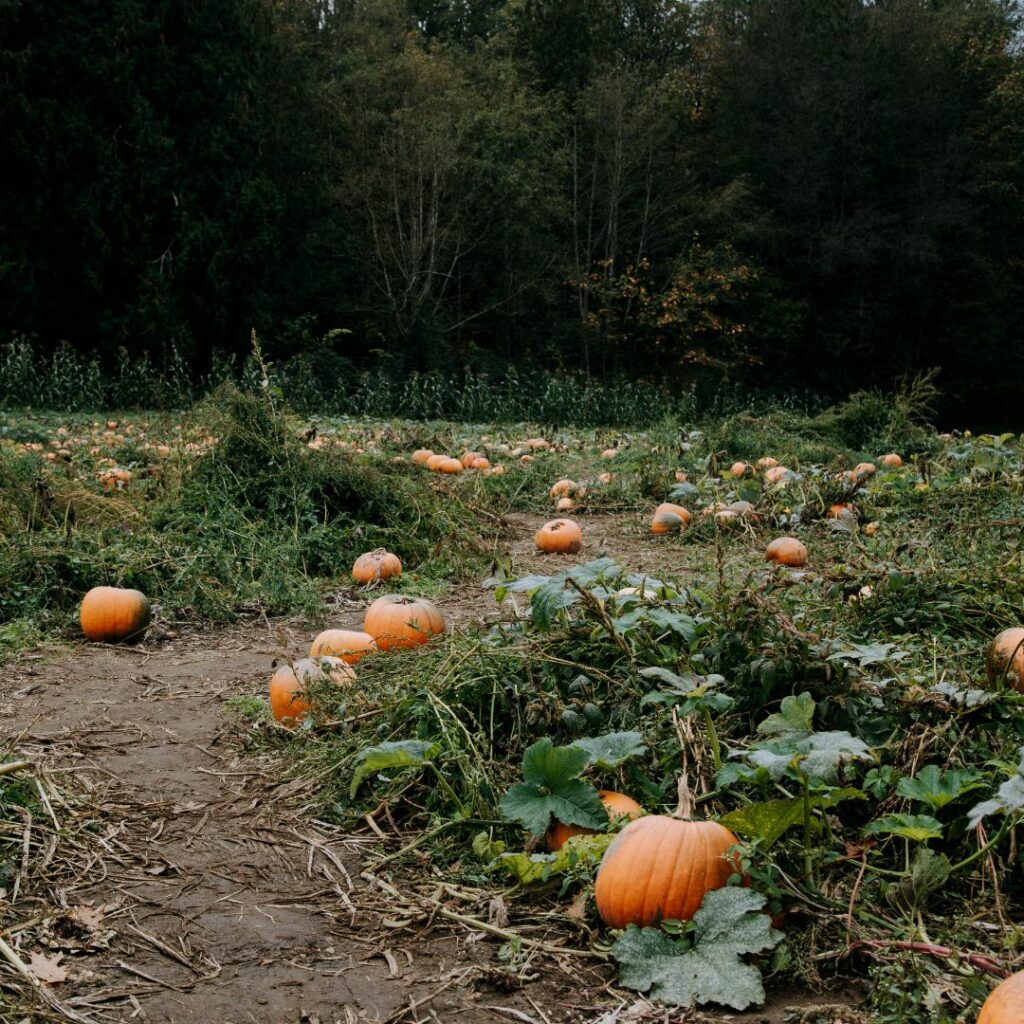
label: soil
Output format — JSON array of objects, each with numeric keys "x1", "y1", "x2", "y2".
[{"x1": 1, "y1": 513, "x2": 866, "y2": 1023}]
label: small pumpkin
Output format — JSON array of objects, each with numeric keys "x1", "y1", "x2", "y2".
[
  {"x1": 412, "y1": 448, "x2": 434, "y2": 466},
  {"x1": 986, "y1": 628, "x2": 1024, "y2": 692},
  {"x1": 756, "y1": 456, "x2": 778, "y2": 470},
  {"x1": 978, "y1": 969, "x2": 1024, "y2": 1024},
  {"x1": 827, "y1": 502, "x2": 855, "y2": 520},
  {"x1": 598, "y1": 471, "x2": 614, "y2": 484},
  {"x1": 546, "y1": 791, "x2": 643, "y2": 851},
  {"x1": 594, "y1": 779, "x2": 740, "y2": 928},
  {"x1": 269, "y1": 656, "x2": 355, "y2": 727},
  {"x1": 309, "y1": 629, "x2": 378, "y2": 664},
  {"x1": 425, "y1": 454, "x2": 446, "y2": 470},
  {"x1": 80, "y1": 586, "x2": 151, "y2": 642},
  {"x1": 535, "y1": 518, "x2": 583, "y2": 554},
  {"x1": 438, "y1": 457, "x2": 463, "y2": 474},
  {"x1": 555, "y1": 496, "x2": 575, "y2": 512},
  {"x1": 765, "y1": 537, "x2": 808, "y2": 567},
  {"x1": 651, "y1": 502, "x2": 691, "y2": 535},
  {"x1": 853, "y1": 461, "x2": 877, "y2": 479},
  {"x1": 600, "y1": 448, "x2": 618, "y2": 459},
  {"x1": 352, "y1": 548, "x2": 403, "y2": 584},
  {"x1": 549, "y1": 478, "x2": 577, "y2": 499},
  {"x1": 472, "y1": 456, "x2": 491, "y2": 470},
  {"x1": 490, "y1": 464, "x2": 506, "y2": 476},
  {"x1": 863, "y1": 521, "x2": 880, "y2": 536},
  {"x1": 526, "y1": 438, "x2": 549, "y2": 450},
  {"x1": 729, "y1": 461, "x2": 749, "y2": 478},
  {"x1": 460, "y1": 451, "x2": 482, "y2": 468},
  {"x1": 881, "y1": 453, "x2": 903, "y2": 468},
  {"x1": 763, "y1": 465, "x2": 790, "y2": 485},
  {"x1": 364, "y1": 595, "x2": 445, "y2": 651},
  {"x1": 520, "y1": 454, "x2": 534, "y2": 465}
]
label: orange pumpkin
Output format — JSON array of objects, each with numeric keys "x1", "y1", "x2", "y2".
[
  {"x1": 827, "y1": 502, "x2": 855, "y2": 519},
  {"x1": 472, "y1": 457, "x2": 491, "y2": 470},
  {"x1": 765, "y1": 537, "x2": 808, "y2": 567},
  {"x1": 651, "y1": 502, "x2": 691, "y2": 535},
  {"x1": 364, "y1": 595, "x2": 445, "y2": 651},
  {"x1": 729, "y1": 461, "x2": 749, "y2": 478},
  {"x1": 598, "y1": 471, "x2": 614, "y2": 484},
  {"x1": 425, "y1": 454, "x2": 446, "y2": 470},
  {"x1": 756, "y1": 456, "x2": 778, "y2": 470},
  {"x1": 460, "y1": 451, "x2": 482, "y2": 468},
  {"x1": 763, "y1": 465, "x2": 790, "y2": 485},
  {"x1": 438, "y1": 457, "x2": 463, "y2": 474},
  {"x1": 546, "y1": 791, "x2": 643, "y2": 851},
  {"x1": 526, "y1": 438, "x2": 549, "y2": 450},
  {"x1": 881, "y1": 453, "x2": 903, "y2": 468},
  {"x1": 864, "y1": 521, "x2": 880, "y2": 536},
  {"x1": 269, "y1": 656, "x2": 355, "y2": 727},
  {"x1": 309, "y1": 629, "x2": 378, "y2": 664},
  {"x1": 978, "y1": 970, "x2": 1024, "y2": 1024},
  {"x1": 352, "y1": 548, "x2": 403, "y2": 584},
  {"x1": 549, "y1": 478, "x2": 577, "y2": 499},
  {"x1": 986, "y1": 628, "x2": 1024, "y2": 692},
  {"x1": 600, "y1": 448, "x2": 618, "y2": 459},
  {"x1": 80, "y1": 586, "x2": 151, "y2": 642},
  {"x1": 490, "y1": 464, "x2": 506, "y2": 476},
  {"x1": 555, "y1": 496, "x2": 575, "y2": 512},
  {"x1": 594, "y1": 813, "x2": 740, "y2": 928},
  {"x1": 535, "y1": 518, "x2": 583, "y2": 554},
  {"x1": 412, "y1": 448, "x2": 434, "y2": 466},
  {"x1": 853, "y1": 461, "x2": 877, "y2": 479}
]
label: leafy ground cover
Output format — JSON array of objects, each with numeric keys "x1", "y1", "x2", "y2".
[{"x1": 3, "y1": 384, "x2": 1024, "y2": 1021}]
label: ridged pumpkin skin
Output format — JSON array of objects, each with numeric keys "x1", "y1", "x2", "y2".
[
  {"x1": 412, "y1": 449, "x2": 434, "y2": 466},
  {"x1": 765, "y1": 537, "x2": 808, "y2": 567},
  {"x1": 986, "y1": 628, "x2": 1024, "y2": 692},
  {"x1": 651, "y1": 502, "x2": 692, "y2": 535},
  {"x1": 535, "y1": 518, "x2": 583, "y2": 554},
  {"x1": 364, "y1": 595, "x2": 445, "y2": 651},
  {"x1": 595, "y1": 815, "x2": 740, "y2": 928},
  {"x1": 309, "y1": 629, "x2": 378, "y2": 664},
  {"x1": 978, "y1": 970, "x2": 1024, "y2": 1024},
  {"x1": 80, "y1": 586, "x2": 151, "y2": 642},
  {"x1": 352, "y1": 549, "x2": 403, "y2": 584},
  {"x1": 546, "y1": 791, "x2": 643, "y2": 851},
  {"x1": 269, "y1": 656, "x2": 355, "y2": 727}
]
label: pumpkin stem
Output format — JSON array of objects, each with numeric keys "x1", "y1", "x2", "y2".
[{"x1": 674, "y1": 773, "x2": 696, "y2": 820}]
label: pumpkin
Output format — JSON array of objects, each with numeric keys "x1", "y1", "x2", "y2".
[
  {"x1": 426, "y1": 454, "x2": 446, "y2": 470},
  {"x1": 594, "y1": 780, "x2": 740, "y2": 928},
  {"x1": 546, "y1": 791, "x2": 643, "y2": 851},
  {"x1": 472, "y1": 457, "x2": 490, "y2": 470},
  {"x1": 490, "y1": 464, "x2": 506, "y2": 476},
  {"x1": 555, "y1": 496, "x2": 575, "y2": 512},
  {"x1": 756, "y1": 456, "x2": 778, "y2": 470},
  {"x1": 598, "y1": 471, "x2": 614, "y2": 484},
  {"x1": 765, "y1": 537, "x2": 808, "y2": 567},
  {"x1": 651, "y1": 502, "x2": 691, "y2": 535},
  {"x1": 986, "y1": 628, "x2": 1024, "y2": 692},
  {"x1": 269, "y1": 656, "x2": 355, "y2": 727},
  {"x1": 853, "y1": 461, "x2": 877, "y2": 479},
  {"x1": 729, "y1": 461, "x2": 749, "y2": 478},
  {"x1": 864, "y1": 521, "x2": 880, "y2": 536},
  {"x1": 352, "y1": 548, "x2": 403, "y2": 584},
  {"x1": 535, "y1": 518, "x2": 583, "y2": 554},
  {"x1": 412, "y1": 448, "x2": 434, "y2": 466},
  {"x1": 978, "y1": 970, "x2": 1024, "y2": 1024},
  {"x1": 519, "y1": 454, "x2": 534, "y2": 465},
  {"x1": 460, "y1": 451, "x2": 482, "y2": 468},
  {"x1": 309, "y1": 629, "x2": 378, "y2": 664},
  {"x1": 763, "y1": 466, "x2": 790, "y2": 485},
  {"x1": 600, "y1": 448, "x2": 618, "y2": 459},
  {"x1": 364, "y1": 595, "x2": 445, "y2": 651},
  {"x1": 549, "y1": 478, "x2": 576, "y2": 499},
  {"x1": 526, "y1": 438, "x2": 549, "y2": 450},
  {"x1": 80, "y1": 586, "x2": 151, "y2": 642},
  {"x1": 438, "y1": 457, "x2": 463, "y2": 474},
  {"x1": 881, "y1": 453, "x2": 903, "y2": 468},
  {"x1": 827, "y1": 502, "x2": 855, "y2": 519}
]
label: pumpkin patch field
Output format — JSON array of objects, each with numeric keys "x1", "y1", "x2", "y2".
[{"x1": 3, "y1": 388, "x2": 1024, "y2": 1023}]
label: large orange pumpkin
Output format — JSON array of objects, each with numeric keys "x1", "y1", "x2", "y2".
[
  {"x1": 309, "y1": 629, "x2": 378, "y2": 664},
  {"x1": 412, "y1": 449, "x2": 434, "y2": 466},
  {"x1": 460, "y1": 451, "x2": 482, "y2": 468},
  {"x1": 364, "y1": 595, "x2": 445, "y2": 651},
  {"x1": 269, "y1": 656, "x2": 355, "y2": 727},
  {"x1": 651, "y1": 502, "x2": 691, "y2": 535},
  {"x1": 546, "y1": 791, "x2": 643, "y2": 851},
  {"x1": 352, "y1": 549, "x2": 403, "y2": 584},
  {"x1": 425, "y1": 454, "x2": 446, "y2": 470},
  {"x1": 729, "y1": 461, "x2": 750, "y2": 478},
  {"x1": 978, "y1": 970, "x2": 1024, "y2": 1024},
  {"x1": 80, "y1": 586, "x2": 151, "y2": 642},
  {"x1": 986, "y1": 628, "x2": 1024, "y2": 692},
  {"x1": 881, "y1": 453, "x2": 903, "y2": 468},
  {"x1": 765, "y1": 537, "x2": 808, "y2": 567},
  {"x1": 756, "y1": 457, "x2": 778, "y2": 470},
  {"x1": 438, "y1": 457, "x2": 463, "y2": 474},
  {"x1": 594, "y1": 813, "x2": 741, "y2": 928},
  {"x1": 853, "y1": 461, "x2": 877, "y2": 479},
  {"x1": 549, "y1": 478, "x2": 577, "y2": 499},
  {"x1": 535, "y1": 518, "x2": 583, "y2": 554}
]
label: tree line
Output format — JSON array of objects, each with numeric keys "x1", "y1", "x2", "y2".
[{"x1": 2, "y1": 0, "x2": 1022, "y2": 423}]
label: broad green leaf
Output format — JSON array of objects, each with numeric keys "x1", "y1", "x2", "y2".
[
  {"x1": 574, "y1": 732, "x2": 647, "y2": 771},
  {"x1": 885, "y1": 847, "x2": 952, "y2": 914},
  {"x1": 896, "y1": 765, "x2": 984, "y2": 810},
  {"x1": 669, "y1": 481, "x2": 700, "y2": 500},
  {"x1": 929, "y1": 682, "x2": 993, "y2": 708},
  {"x1": 865, "y1": 813, "x2": 943, "y2": 843},
  {"x1": 612, "y1": 888, "x2": 782, "y2": 1010},
  {"x1": 967, "y1": 746, "x2": 1024, "y2": 828},
  {"x1": 499, "y1": 738, "x2": 606, "y2": 836},
  {"x1": 718, "y1": 789, "x2": 864, "y2": 848},
  {"x1": 799, "y1": 731, "x2": 873, "y2": 782},
  {"x1": 479, "y1": 833, "x2": 613, "y2": 885},
  {"x1": 827, "y1": 641, "x2": 908, "y2": 668},
  {"x1": 757, "y1": 692, "x2": 815, "y2": 739},
  {"x1": 644, "y1": 608, "x2": 698, "y2": 642},
  {"x1": 350, "y1": 740, "x2": 440, "y2": 798}
]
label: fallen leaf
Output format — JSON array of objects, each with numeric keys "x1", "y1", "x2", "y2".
[
  {"x1": 72, "y1": 903, "x2": 112, "y2": 930},
  {"x1": 27, "y1": 951, "x2": 69, "y2": 984}
]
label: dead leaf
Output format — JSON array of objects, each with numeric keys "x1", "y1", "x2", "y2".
[
  {"x1": 27, "y1": 951, "x2": 69, "y2": 984},
  {"x1": 565, "y1": 890, "x2": 589, "y2": 922},
  {"x1": 72, "y1": 903, "x2": 112, "y2": 930},
  {"x1": 487, "y1": 896, "x2": 509, "y2": 929}
]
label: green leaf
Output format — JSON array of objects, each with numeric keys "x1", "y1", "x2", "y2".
[
  {"x1": 350, "y1": 740, "x2": 440, "y2": 798},
  {"x1": 827, "y1": 641, "x2": 908, "y2": 668},
  {"x1": 499, "y1": 738, "x2": 606, "y2": 836},
  {"x1": 718, "y1": 789, "x2": 864, "y2": 848},
  {"x1": 643, "y1": 608, "x2": 698, "y2": 642},
  {"x1": 612, "y1": 888, "x2": 782, "y2": 1010},
  {"x1": 865, "y1": 813, "x2": 944, "y2": 843},
  {"x1": 757, "y1": 692, "x2": 815, "y2": 739},
  {"x1": 799, "y1": 732, "x2": 873, "y2": 783},
  {"x1": 896, "y1": 765, "x2": 984, "y2": 810},
  {"x1": 967, "y1": 746, "x2": 1024, "y2": 828},
  {"x1": 574, "y1": 732, "x2": 647, "y2": 771},
  {"x1": 480, "y1": 834, "x2": 613, "y2": 885},
  {"x1": 884, "y1": 847, "x2": 952, "y2": 914}
]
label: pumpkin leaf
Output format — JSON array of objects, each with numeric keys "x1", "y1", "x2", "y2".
[
  {"x1": 967, "y1": 746, "x2": 1024, "y2": 829},
  {"x1": 718, "y1": 789, "x2": 864, "y2": 848},
  {"x1": 896, "y1": 765, "x2": 985, "y2": 810},
  {"x1": 499, "y1": 738, "x2": 606, "y2": 836},
  {"x1": 611, "y1": 887, "x2": 782, "y2": 1010},
  {"x1": 574, "y1": 731, "x2": 647, "y2": 771},
  {"x1": 865, "y1": 813, "x2": 944, "y2": 843},
  {"x1": 756, "y1": 692, "x2": 815, "y2": 739},
  {"x1": 827, "y1": 641, "x2": 908, "y2": 668},
  {"x1": 476, "y1": 832, "x2": 613, "y2": 885},
  {"x1": 642, "y1": 608, "x2": 698, "y2": 642},
  {"x1": 349, "y1": 740, "x2": 440, "y2": 798}
]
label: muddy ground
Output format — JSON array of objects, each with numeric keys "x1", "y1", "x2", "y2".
[{"x1": 1, "y1": 514, "x2": 867, "y2": 1023}]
